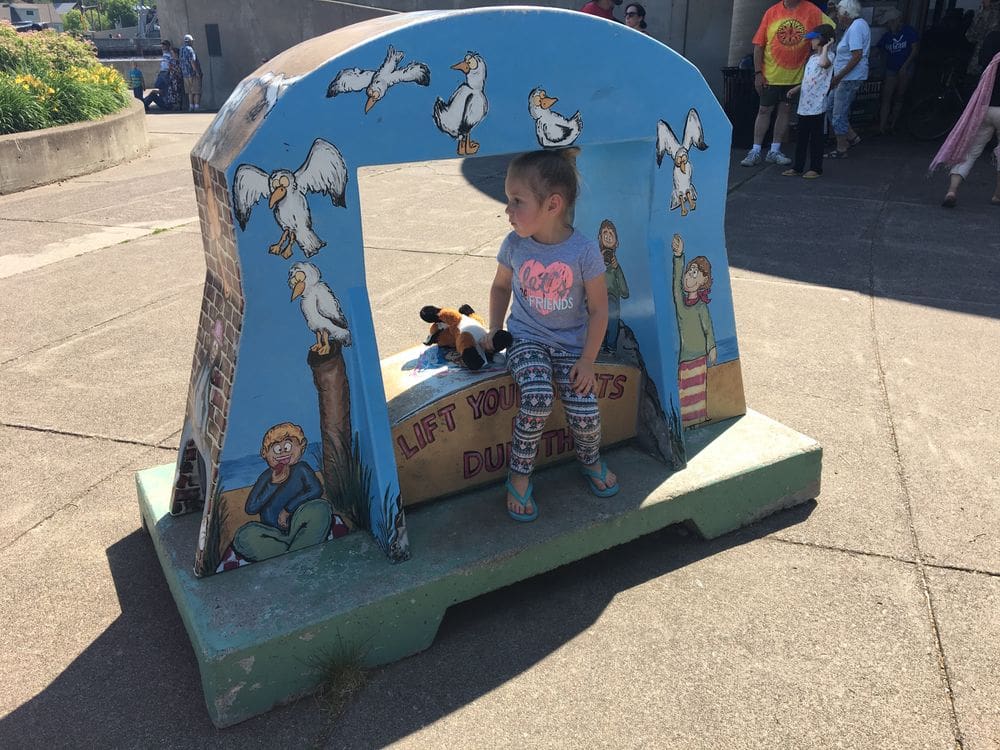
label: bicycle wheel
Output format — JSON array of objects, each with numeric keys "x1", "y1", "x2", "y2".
[{"x1": 906, "y1": 92, "x2": 964, "y2": 141}]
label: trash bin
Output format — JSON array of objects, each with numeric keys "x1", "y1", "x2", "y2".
[{"x1": 721, "y1": 67, "x2": 759, "y2": 149}]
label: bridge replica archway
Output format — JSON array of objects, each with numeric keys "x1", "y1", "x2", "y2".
[{"x1": 135, "y1": 7, "x2": 822, "y2": 728}]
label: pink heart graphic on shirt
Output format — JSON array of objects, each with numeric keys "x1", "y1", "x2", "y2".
[{"x1": 518, "y1": 259, "x2": 574, "y2": 316}]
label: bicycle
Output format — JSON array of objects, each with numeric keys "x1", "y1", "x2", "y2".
[{"x1": 905, "y1": 62, "x2": 976, "y2": 141}]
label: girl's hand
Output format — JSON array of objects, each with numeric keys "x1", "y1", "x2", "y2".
[
  {"x1": 786, "y1": 86, "x2": 800, "y2": 100},
  {"x1": 481, "y1": 329, "x2": 499, "y2": 353},
  {"x1": 570, "y1": 358, "x2": 597, "y2": 396}
]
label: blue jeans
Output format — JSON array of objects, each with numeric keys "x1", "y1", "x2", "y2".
[{"x1": 829, "y1": 79, "x2": 863, "y2": 135}]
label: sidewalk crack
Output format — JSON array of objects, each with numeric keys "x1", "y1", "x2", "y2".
[
  {"x1": 0, "y1": 422, "x2": 167, "y2": 450},
  {"x1": 868, "y1": 187, "x2": 966, "y2": 749},
  {"x1": 0, "y1": 287, "x2": 196, "y2": 367},
  {"x1": 0, "y1": 444, "x2": 171, "y2": 553}
]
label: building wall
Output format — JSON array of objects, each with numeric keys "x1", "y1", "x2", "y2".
[{"x1": 157, "y1": 0, "x2": 738, "y2": 110}]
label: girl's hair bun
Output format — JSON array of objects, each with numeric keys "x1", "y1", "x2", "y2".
[{"x1": 559, "y1": 147, "x2": 581, "y2": 165}]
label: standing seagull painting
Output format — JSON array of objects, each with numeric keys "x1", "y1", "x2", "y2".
[
  {"x1": 326, "y1": 45, "x2": 431, "y2": 113},
  {"x1": 233, "y1": 139, "x2": 349, "y2": 258},
  {"x1": 528, "y1": 87, "x2": 583, "y2": 147},
  {"x1": 432, "y1": 52, "x2": 489, "y2": 155},
  {"x1": 288, "y1": 262, "x2": 352, "y2": 356},
  {"x1": 656, "y1": 108, "x2": 708, "y2": 217}
]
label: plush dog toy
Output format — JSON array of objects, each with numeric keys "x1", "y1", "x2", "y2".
[{"x1": 420, "y1": 304, "x2": 512, "y2": 371}]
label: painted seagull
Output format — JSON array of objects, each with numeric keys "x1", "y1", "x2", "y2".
[
  {"x1": 433, "y1": 52, "x2": 488, "y2": 155},
  {"x1": 326, "y1": 45, "x2": 430, "y2": 113},
  {"x1": 656, "y1": 108, "x2": 708, "y2": 217},
  {"x1": 232, "y1": 138, "x2": 348, "y2": 258},
  {"x1": 288, "y1": 262, "x2": 352, "y2": 356},
  {"x1": 528, "y1": 87, "x2": 583, "y2": 147}
]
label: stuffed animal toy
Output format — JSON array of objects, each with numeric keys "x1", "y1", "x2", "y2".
[{"x1": 420, "y1": 304, "x2": 512, "y2": 371}]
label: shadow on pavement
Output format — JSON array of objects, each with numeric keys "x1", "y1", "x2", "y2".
[
  {"x1": 459, "y1": 138, "x2": 1000, "y2": 318},
  {"x1": 0, "y1": 501, "x2": 813, "y2": 747},
  {"x1": 0, "y1": 530, "x2": 322, "y2": 748},
  {"x1": 460, "y1": 153, "x2": 512, "y2": 203},
  {"x1": 328, "y1": 503, "x2": 815, "y2": 747},
  {"x1": 723, "y1": 137, "x2": 1000, "y2": 317}
]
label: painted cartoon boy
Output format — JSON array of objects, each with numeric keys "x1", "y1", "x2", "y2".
[
  {"x1": 672, "y1": 233, "x2": 716, "y2": 428},
  {"x1": 232, "y1": 422, "x2": 334, "y2": 562},
  {"x1": 599, "y1": 219, "x2": 630, "y2": 352}
]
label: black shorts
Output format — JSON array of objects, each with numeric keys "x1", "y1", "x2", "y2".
[{"x1": 759, "y1": 84, "x2": 795, "y2": 107}]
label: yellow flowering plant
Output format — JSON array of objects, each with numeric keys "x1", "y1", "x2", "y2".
[{"x1": 0, "y1": 22, "x2": 129, "y2": 135}]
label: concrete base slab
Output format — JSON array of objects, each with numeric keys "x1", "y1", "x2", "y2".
[{"x1": 135, "y1": 408, "x2": 821, "y2": 728}]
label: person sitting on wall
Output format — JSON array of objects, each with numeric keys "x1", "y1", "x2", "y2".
[
  {"x1": 143, "y1": 40, "x2": 181, "y2": 112},
  {"x1": 232, "y1": 422, "x2": 335, "y2": 563},
  {"x1": 580, "y1": 0, "x2": 622, "y2": 22}
]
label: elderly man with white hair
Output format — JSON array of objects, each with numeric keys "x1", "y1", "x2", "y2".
[
  {"x1": 876, "y1": 8, "x2": 920, "y2": 134},
  {"x1": 827, "y1": 0, "x2": 871, "y2": 159}
]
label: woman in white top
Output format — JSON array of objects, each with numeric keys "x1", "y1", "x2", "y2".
[{"x1": 827, "y1": 0, "x2": 870, "y2": 159}]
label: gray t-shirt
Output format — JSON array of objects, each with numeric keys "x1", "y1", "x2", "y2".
[{"x1": 497, "y1": 229, "x2": 605, "y2": 354}]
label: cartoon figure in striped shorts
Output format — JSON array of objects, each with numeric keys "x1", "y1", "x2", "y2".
[{"x1": 671, "y1": 233, "x2": 716, "y2": 428}]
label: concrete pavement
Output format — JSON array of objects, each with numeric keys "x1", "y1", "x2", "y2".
[{"x1": 0, "y1": 114, "x2": 997, "y2": 749}]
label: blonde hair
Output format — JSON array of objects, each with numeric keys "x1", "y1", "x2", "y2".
[
  {"x1": 507, "y1": 148, "x2": 581, "y2": 212},
  {"x1": 260, "y1": 422, "x2": 306, "y2": 457}
]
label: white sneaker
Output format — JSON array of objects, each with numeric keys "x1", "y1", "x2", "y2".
[
  {"x1": 765, "y1": 150, "x2": 792, "y2": 166},
  {"x1": 740, "y1": 149, "x2": 763, "y2": 167}
]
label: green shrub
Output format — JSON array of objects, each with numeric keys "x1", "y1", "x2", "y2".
[
  {"x1": 49, "y1": 66, "x2": 128, "y2": 125},
  {"x1": 0, "y1": 22, "x2": 129, "y2": 135},
  {"x1": 0, "y1": 73, "x2": 49, "y2": 133}
]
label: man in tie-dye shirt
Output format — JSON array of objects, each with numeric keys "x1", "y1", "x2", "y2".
[{"x1": 740, "y1": 0, "x2": 833, "y2": 168}]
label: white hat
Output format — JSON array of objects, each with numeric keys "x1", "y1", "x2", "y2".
[{"x1": 183, "y1": 34, "x2": 193, "y2": 42}]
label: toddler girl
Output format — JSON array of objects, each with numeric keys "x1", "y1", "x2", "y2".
[
  {"x1": 483, "y1": 149, "x2": 619, "y2": 522},
  {"x1": 784, "y1": 24, "x2": 835, "y2": 179}
]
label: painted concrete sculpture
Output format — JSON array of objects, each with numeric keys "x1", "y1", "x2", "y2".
[
  {"x1": 133, "y1": 7, "x2": 824, "y2": 728},
  {"x1": 169, "y1": 7, "x2": 747, "y2": 578}
]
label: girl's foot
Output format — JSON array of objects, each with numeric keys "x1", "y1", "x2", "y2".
[
  {"x1": 781, "y1": 169, "x2": 802, "y2": 177},
  {"x1": 991, "y1": 195, "x2": 1000, "y2": 205},
  {"x1": 506, "y1": 472, "x2": 536, "y2": 519},
  {"x1": 847, "y1": 134, "x2": 862, "y2": 147},
  {"x1": 581, "y1": 460, "x2": 619, "y2": 497},
  {"x1": 825, "y1": 149, "x2": 848, "y2": 159},
  {"x1": 802, "y1": 170, "x2": 821, "y2": 179},
  {"x1": 942, "y1": 193, "x2": 957, "y2": 208}
]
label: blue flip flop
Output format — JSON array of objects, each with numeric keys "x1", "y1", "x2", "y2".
[
  {"x1": 505, "y1": 477, "x2": 538, "y2": 522},
  {"x1": 580, "y1": 461, "x2": 619, "y2": 497}
]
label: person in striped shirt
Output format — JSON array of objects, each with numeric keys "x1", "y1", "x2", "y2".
[{"x1": 671, "y1": 233, "x2": 716, "y2": 429}]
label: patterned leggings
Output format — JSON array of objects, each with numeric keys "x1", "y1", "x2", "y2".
[{"x1": 506, "y1": 339, "x2": 602, "y2": 476}]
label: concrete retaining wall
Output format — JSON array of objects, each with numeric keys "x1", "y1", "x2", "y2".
[{"x1": 0, "y1": 98, "x2": 149, "y2": 195}]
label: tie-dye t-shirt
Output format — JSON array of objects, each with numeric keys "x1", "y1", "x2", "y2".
[
  {"x1": 752, "y1": 1, "x2": 833, "y2": 86},
  {"x1": 497, "y1": 229, "x2": 605, "y2": 354}
]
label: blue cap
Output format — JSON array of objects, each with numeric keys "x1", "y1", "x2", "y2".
[{"x1": 804, "y1": 31, "x2": 821, "y2": 39}]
